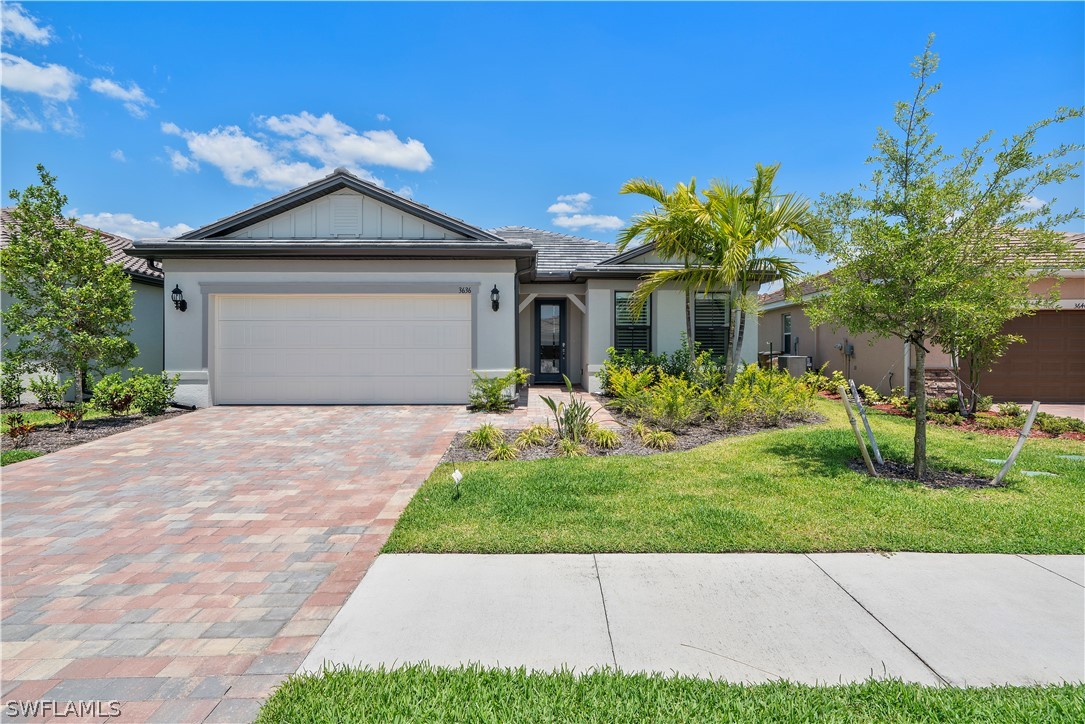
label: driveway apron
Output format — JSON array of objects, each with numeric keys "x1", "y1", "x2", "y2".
[{"x1": 1, "y1": 405, "x2": 457, "y2": 723}]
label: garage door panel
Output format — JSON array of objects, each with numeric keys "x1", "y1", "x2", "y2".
[
  {"x1": 213, "y1": 294, "x2": 474, "y2": 404},
  {"x1": 968, "y1": 311, "x2": 1084, "y2": 403}
]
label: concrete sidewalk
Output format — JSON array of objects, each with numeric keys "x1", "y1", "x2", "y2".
[{"x1": 300, "y1": 553, "x2": 1084, "y2": 687}]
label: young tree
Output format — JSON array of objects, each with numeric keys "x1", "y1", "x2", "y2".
[
  {"x1": 806, "y1": 36, "x2": 1082, "y2": 478},
  {"x1": 1, "y1": 165, "x2": 137, "y2": 399}
]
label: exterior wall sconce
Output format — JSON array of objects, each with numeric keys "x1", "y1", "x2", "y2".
[
  {"x1": 490, "y1": 284, "x2": 500, "y2": 311},
  {"x1": 171, "y1": 284, "x2": 188, "y2": 312}
]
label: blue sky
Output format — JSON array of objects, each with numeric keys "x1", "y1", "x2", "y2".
[{"x1": 2, "y1": 1, "x2": 1082, "y2": 276}]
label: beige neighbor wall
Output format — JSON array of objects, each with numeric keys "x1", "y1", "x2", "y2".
[
  {"x1": 518, "y1": 283, "x2": 586, "y2": 385},
  {"x1": 162, "y1": 258, "x2": 518, "y2": 407},
  {"x1": 759, "y1": 274, "x2": 1084, "y2": 395},
  {"x1": 582, "y1": 279, "x2": 757, "y2": 393}
]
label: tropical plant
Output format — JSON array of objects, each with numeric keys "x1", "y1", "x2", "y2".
[
  {"x1": 130, "y1": 371, "x2": 179, "y2": 416},
  {"x1": 57, "y1": 402, "x2": 87, "y2": 431},
  {"x1": 91, "y1": 372, "x2": 137, "y2": 416},
  {"x1": 806, "y1": 36, "x2": 1082, "y2": 478},
  {"x1": 618, "y1": 166, "x2": 825, "y2": 383},
  {"x1": 514, "y1": 423, "x2": 555, "y2": 450},
  {"x1": 556, "y1": 438, "x2": 587, "y2": 457},
  {"x1": 587, "y1": 424, "x2": 622, "y2": 450},
  {"x1": 4, "y1": 413, "x2": 35, "y2": 448},
  {"x1": 469, "y1": 368, "x2": 530, "y2": 412},
  {"x1": 630, "y1": 373, "x2": 709, "y2": 431},
  {"x1": 629, "y1": 420, "x2": 651, "y2": 440},
  {"x1": 465, "y1": 423, "x2": 504, "y2": 450},
  {"x1": 487, "y1": 441, "x2": 519, "y2": 461},
  {"x1": 642, "y1": 429, "x2": 678, "y2": 450},
  {"x1": 999, "y1": 402, "x2": 1024, "y2": 418},
  {"x1": 28, "y1": 375, "x2": 71, "y2": 409},
  {"x1": 540, "y1": 376, "x2": 595, "y2": 442},
  {"x1": 1, "y1": 165, "x2": 138, "y2": 399}
]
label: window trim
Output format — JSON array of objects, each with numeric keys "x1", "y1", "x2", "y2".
[
  {"x1": 614, "y1": 290, "x2": 652, "y2": 353},
  {"x1": 782, "y1": 313, "x2": 793, "y2": 355}
]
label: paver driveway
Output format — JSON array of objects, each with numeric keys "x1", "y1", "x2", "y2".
[{"x1": 1, "y1": 405, "x2": 458, "y2": 723}]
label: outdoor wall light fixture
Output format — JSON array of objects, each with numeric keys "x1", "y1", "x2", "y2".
[
  {"x1": 171, "y1": 285, "x2": 188, "y2": 312},
  {"x1": 490, "y1": 284, "x2": 500, "y2": 311}
]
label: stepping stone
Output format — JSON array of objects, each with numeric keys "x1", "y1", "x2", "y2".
[
  {"x1": 982, "y1": 459, "x2": 1006, "y2": 464},
  {"x1": 1021, "y1": 471, "x2": 1057, "y2": 477},
  {"x1": 1057, "y1": 455, "x2": 1085, "y2": 461}
]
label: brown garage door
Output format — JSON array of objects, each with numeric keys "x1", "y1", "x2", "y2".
[{"x1": 969, "y1": 311, "x2": 1085, "y2": 404}]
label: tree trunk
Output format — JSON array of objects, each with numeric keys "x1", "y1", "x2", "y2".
[
  {"x1": 950, "y1": 347, "x2": 967, "y2": 416},
  {"x1": 913, "y1": 342, "x2": 928, "y2": 480},
  {"x1": 685, "y1": 291, "x2": 695, "y2": 355},
  {"x1": 727, "y1": 310, "x2": 747, "y2": 384},
  {"x1": 73, "y1": 368, "x2": 84, "y2": 406}
]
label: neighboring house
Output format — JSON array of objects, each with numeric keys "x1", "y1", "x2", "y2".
[
  {"x1": 127, "y1": 168, "x2": 758, "y2": 407},
  {"x1": 1, "y1": 209, "x2": 164, "y2": 399},
  {"x1": 758, "y1": 233, "x2": 1085, "y2": 403}
]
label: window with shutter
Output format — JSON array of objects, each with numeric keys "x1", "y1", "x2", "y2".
[
  {"x1": 614, "y1": 292, "x2": 651, "y2": 352},
  {"x1": 694, "y1": 293, "x2": 730, "y2": 359}
]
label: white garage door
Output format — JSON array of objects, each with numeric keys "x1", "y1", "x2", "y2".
[{"x1": 213, "y1": 294, "x2": 472, "y2": 404}]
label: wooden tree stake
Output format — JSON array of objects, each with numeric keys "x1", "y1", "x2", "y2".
[
  {"x1": 849, "y1": 379, "x2": 884, "y2": 464},
  {"x1": 992, "y1": 401, "x2": 1041, "y2": 486},
  {"x1": 840, "y1": 385, "x2": 877, "y2": 477}
]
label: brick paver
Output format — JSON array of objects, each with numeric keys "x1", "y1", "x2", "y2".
[{"x1": 2, "y1": 406, "x2": 458, "y2": 723}]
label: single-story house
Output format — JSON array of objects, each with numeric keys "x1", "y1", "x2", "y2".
[
  {"x1": 758, "y1": 233, "x2": 1085, "y2": 403},
  {"x1": 1, "y1": 208, "x2": 164, "y2": 400},
  {"x1": 128, "y1": 168, "x2": 757, "y2": 407}
]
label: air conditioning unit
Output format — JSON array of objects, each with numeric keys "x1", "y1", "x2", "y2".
[{"x1": 777, "y1": 355, "x2": 810, "y2": 376}]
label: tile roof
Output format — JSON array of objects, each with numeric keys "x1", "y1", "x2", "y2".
[
  {"x1": 757, "y1": 231, "x2": 1085, "y2": 306},
  {"x1": 1, "y1": 207, "x2": 164, "y2": 284},
  {"x1": 489, "y1": 226, "x2": 618, "y2": 277}
]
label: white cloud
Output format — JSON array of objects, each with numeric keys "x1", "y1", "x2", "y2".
[
  {"x1": 396, "y1": 185, "x2": 413, "y2": 198},
  {"x1": 2, "y1": 3, "x2": 53, "y2": 45},
  {"x1": 165, "y1": 146, "x2": 198, "y2": 172},
  {"x1": 110, "y1": 148, "x2": 126, "y2": 162},
  {"x1": 161, "y1": 112, "x2": 434, "y2": 191},
  {"x1": 263, "y1": 112, "x2": 432, "y2": 171},
  {"x1": 1019, "y1": 195, "x2": 1046, "y2": 211},
  {"x1": 75, "y1": 211, "x2": 194, "y2": 240},
  {"x1": 547, "y1": 192, "x2": 592, "y2": 214},
  {"x1": 89, "y1": 78, "x2": 155, "y2": 118},
  {"x1": 552, "y1": 214, "x2": 625, "y2": 232},
  {"x1": 1, "y1": 52, "x2": 79, "y2": 101},
  {"x1": 1, "y1": 98, "x2": 42, "y2": 131},
  {"x1": 376, "y1": 113, "x2": 390, "y2": 122},
  {"x1": 546, "y1": 192, "x2": 622, "y2": 232}
]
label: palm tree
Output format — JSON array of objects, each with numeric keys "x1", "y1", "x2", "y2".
[
  {"x1": 615, "y1": 178, "x2": 709, "y2": 346},
  {"x1": 617, "y1": 164, "x2": 824, "y2": 381}
]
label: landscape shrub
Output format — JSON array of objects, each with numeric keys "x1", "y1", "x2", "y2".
[
  {"x1": 57, "y1": 402, "x2": 87, "y2": 431},
  {"x1": 799, "y1": 364, "x2": 847, "y2": 395},
  {"x1": 465, "y1": 423, "x2": 504, "y2": 450},
  {"x1": 720, "y1": 365, "x2": 817, "y2": 427},
  {"x1": 587, "y1": 424, "x2": 621, "y2": 450},
  {"x1": 130, "y1": 370, "x2": 180, "y2": 416},
  {"x1": 556, "y1": 438, "x2": 587, "y2": 457},
  {"x1": 28, "y1": 375, "x2": 71, "y2": 409},
  {"x1": 91, "y1": 372, "x2": 137, "y2": 416},
  {"x1": 514, "y1": 424, "x2": 554, "y2": 450},
  {"x1": 1034, "y1": 413, "x2": 1085, "y2": 436},
  {"x1": 628, "y1": 373, "x2": 709, "y2": 431},
  {"x1": 469, "y1": 367, "x2": 530, "y2": 412},
  {"x1": 642, "y1": 429, "x2": 677, "y2": 450},
  {"x1": 998, "y1": 402, "x2": 1024, "y2": 418},
  {"x1": 857, "y1": 384, "x2": 883, "y2": 404},
  {"x1": 928, "y1": 412, "x2": 964, "y2": 426},
  {"x1": 1, "y1": 365, "x2": 24, "y2": 408},
  {"x1": 598, "y1": 339, "x2": 721, "y2": 392},
  {"x1": 975, "y1": 414, "x2": 1021, "y2": 431},
  {"x1": 4, "y1": 413, "x2": 35, "y2": 448},
  {"x1": 604, "y1": 367, "x2": 656, "y2": 409},
  {"x1": 487, "y1": 441, "x2": 519, "y2": 461}
]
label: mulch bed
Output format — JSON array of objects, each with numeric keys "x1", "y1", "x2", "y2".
[
  {"x1": 1, "y1": 407, "x2": 192, "y2": 456},
  {"x1": 442, "y1": 413, "x2": 825, "y2": 464},
  {"x1": 847, "y1": 458, "x2": 1001, "y2": 489}
]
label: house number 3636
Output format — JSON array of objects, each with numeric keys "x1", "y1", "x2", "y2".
[{"x1": 458, "y1": 287, "x2": 473, "y2": 294}]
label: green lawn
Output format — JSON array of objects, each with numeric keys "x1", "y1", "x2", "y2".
[
  {"x1": 257, "y1": 665, "x2": 1085, "y2": 723},
  {"x1": 1, "y1": 449, "x2": 43, "y2": 466},
  {"x1": 385, "y1": 398, "x2": 1085, "y2": 554},
  {"x1": 1, "y1": 406, "x2": 113, "y2": 431}
]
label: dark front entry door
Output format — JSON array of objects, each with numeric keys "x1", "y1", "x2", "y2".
[{"x1": 535, "y1": 300, "x2": 567, "y2": 384}]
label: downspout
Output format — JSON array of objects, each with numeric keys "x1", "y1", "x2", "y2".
[{"x1": 903, "y1": 340, "x2": 911, "y2": 397}]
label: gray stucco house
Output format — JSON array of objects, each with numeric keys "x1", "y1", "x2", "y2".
[
  {"x1": 129, "y1": 169, "x2": 757, "y2": 407},
  {"x1": 1, "y1": 208, "x2": 164, "y2": 399}
]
